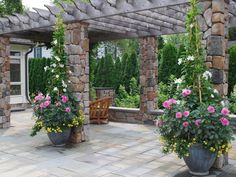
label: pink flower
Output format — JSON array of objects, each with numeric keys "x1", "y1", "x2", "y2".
[
  {"x1": 183, "y1": 121, "x2": 189, "y2": 128},
  {"x1": 155, "y1": 120, "x2": 164, "y2": 128},
  {"x1": 207, "y1": 106, "x2": 215, "y2": 113},
  {"x1": 65, "y1": 107, "x2": 71, "y2": 113},
  {"x1": 169, "y1": 99, "x2": 177, "y2": 104},
  {"x1": 183, "y1": 111, "x2": 190, "y2": 117},
  {"x1": 163, "y1": 100, "x2": 171, "y2": 109},
  {"x1": 34, "y1": 93, "x2": 44, "y2": 101},
  {"x1": 176, "y1": 112, "x2": 183, "y2": 119},
  {"x1": 61, "y1": 95, "x2": 69, "y2": 103},
  {"x1": 43, "y1": 101, "x2": 50, "y2": 108},
  {"x1": 221, "y1": 107, "x2": 230, "y2": 116},
  {"x1": 39, "y1": 103, "x2": 45, "y2": 108},
  {"x1": 220, "y1": 117, "x2": 230, "y2": 126},
  {"x1": 182, "y1": 89, "x2": 192, "y2": 97},
  {"x1": 195, "y1": 119, "x2": 201, "y2": 127},
  {"x1": 46, "y1": 95, "x2": 51, "y2": 100}
]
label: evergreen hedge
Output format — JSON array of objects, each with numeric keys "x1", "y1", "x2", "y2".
[{"x1": 29, "y1": 58, "x2": 51, "y2": 96}]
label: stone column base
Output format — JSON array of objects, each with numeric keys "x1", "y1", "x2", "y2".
[
  {"x1": 213, "y1": 153, "x2": 228, "y2": 169},
  {"x1": 69, "y1": 124, "x2": 90, "y2": 144}
]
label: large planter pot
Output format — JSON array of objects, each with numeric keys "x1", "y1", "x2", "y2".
[
  {"x1": 47, "y1": 129, "x2": 71, "y2": 146},
  {"x1": 184, "y1": 144, "x2": 216, "y2": 176}
]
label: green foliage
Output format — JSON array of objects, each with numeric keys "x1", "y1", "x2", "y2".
[
  {"x1": 130, "y1": 77, "x2": 139, "y2": 96},
  {"x1": 159, "y1": 43, "x2": 179, "y2": 83},
  {"x1": 228, "y1": 46, "x2": 236, "y2": 94},
  {"x1": 29, "y1": 58, "x2": 51, "y2": 96},
  {"x1": 229, "y1": 28, "x2": 236, "y2": 41},
  {"x1": 0, "y1": 0, "x2": 24, "y2": 16},
  {"x1": 230, "y1": 85, "x2": 236, "y2": 114}
]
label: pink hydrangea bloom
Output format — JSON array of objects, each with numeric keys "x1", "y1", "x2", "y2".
[
  {"x1": 195, "y1": 119, "x2": 201, "y2": 127},
  {"x1": 43, "y1": 101, "x2": 50, "y2": 108},
  {"x1": 34, "y1": 93, "x2": 44, "y2": 101},
  {"x1": 220, "y1": 117, "x2": 230, "y2": 126},
  {"x1": 65, "y1": 107, "x2": 71, "y2": 113},
  {"x1": 183, "y1": 111, "x2": 190, "y2": 117},
  {"x1": 207, "y1": 106, "x2": 215, "y2": 113},
  {"x1": 221, "y1": 107, "x2": 230, "y2": 116},
  {"x1": 61, "y1": 95, "x2": 69, "y2": 103},
  {"x1": 176, "y1": 112, "x2": 183, "y2": 119},
  {"x1": 182, "y1": 89, "x2": 192, "y2": 97},
  {"x1": 183, "y1": 121, "x2": 189, "y2": 128}
]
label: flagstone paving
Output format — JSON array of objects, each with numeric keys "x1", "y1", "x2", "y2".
[{"x1": 0, "y1": 109, "x2": 236, "y2": 177}]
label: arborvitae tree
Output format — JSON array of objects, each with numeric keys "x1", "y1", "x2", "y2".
[
  {"x1": 0, "y1": 0, "x2": 24, "y2": 16},
  {"x1": 114, "y1": 58, "x2": 122, "y2": 91},
  {"x1": 229, "y1": 46, "x2": 236, "y2": 94},
  {"x1": 130, "y1": 77, "x2": 139, "y2": 96},
  {"x1": 103, "y1": 54, "x2": 115, "y2": 87},
  {"x1": 159, "y1": 43, "x2": 178, "y2": 83}
]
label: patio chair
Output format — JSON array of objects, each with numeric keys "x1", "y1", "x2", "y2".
[{"x1": 89, "y1": 97, "x2": 112, "y2": 124}]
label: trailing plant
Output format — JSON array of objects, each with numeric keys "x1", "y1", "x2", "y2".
[
  {"x1": 31, "y1": 17, "x2": 84, "y2": 136},
  {"x1": 157, "y1": 0, "x2": 234, "y2": 159}
]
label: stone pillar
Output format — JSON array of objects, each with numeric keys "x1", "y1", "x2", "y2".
[
  {"x1": 199, "y1": 0, "x2": 229, "y2": 168},
  {"x1": 139, "y1": 37, "x2": 158, "y2": 123},
  {"x1": 0, "y1": 36, "x2": 11, "y2": 128},
  {"x1": 65, "y1": 23, "x2": 90, "y2": 141},
  {"x1": 199, "y1": 0, "x2": 229, "y2": 96}
]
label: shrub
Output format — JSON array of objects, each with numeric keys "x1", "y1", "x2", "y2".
[{"x1": 228, "y1": 46, "x2": 236, "y2": 94}]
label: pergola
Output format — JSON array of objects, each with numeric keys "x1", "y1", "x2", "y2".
[{"x1": 0, "y1": 0, "x2": 233, "y2": 134}]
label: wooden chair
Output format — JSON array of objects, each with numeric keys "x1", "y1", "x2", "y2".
[{"x1": 89, "y1": 97, "x2": 112, "y2": 124}]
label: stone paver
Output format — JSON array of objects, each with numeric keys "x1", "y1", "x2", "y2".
[{"x1": 0, "y1": 109, "x2": 236, "y2": 177}]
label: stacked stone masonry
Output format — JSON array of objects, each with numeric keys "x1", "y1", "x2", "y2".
[
  {"x1": 139, "y1": 37, "x2": 158, "y2": 121},
  {"x1": 65, "y1": 23, "x2": 89, "y2": 141},
  {"x1": 199, "y1": 0, "x2": 229, "y2": 96},
  {"x1": 0, "y1": 36, "x2": 11, "y2": 128}
]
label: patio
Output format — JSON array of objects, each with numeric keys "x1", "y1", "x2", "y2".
[{"x1": 0, "y1": 110, "x2": 235, "y2": 177}]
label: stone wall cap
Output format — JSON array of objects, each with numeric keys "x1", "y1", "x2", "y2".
[
  {"x1": 95, "y1": 87, "x2": 114, "y2": 90},
  {"x1": 109, "y1": 106, "x2": 139, "y2": 113},
  {"x1": 148, "y1": 110, "x2": 164, "y2": 115}
]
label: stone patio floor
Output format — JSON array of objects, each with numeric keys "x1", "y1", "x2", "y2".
[{"x1": 0, "y1": 110, "x2": 236, "y2": 177}]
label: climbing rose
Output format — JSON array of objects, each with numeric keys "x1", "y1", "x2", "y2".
[
  {"x1": 169, "y1": 99, "x2": 177, "y2": 104},
  {"x1": 207, "y1": 106, "x2": 215, "y2": 113},
  {"x1": 34, "y1": 93, "x2": 44, "y2": 101},
  {"x1": 183, "y1": 111, "x2": 190, "y2": 117},
  {"x1": 46, "y1": 95, "x2": 51, "y2": 101},
  {"x1": 183, "y1": 121, "x2": 189, "y2": 128},
  {"x1": 221, "y1": 108, "x2": 230, "y2": 116},
  {"x1": 162, "y1": 100, "x2": 171, "y2": 109},
  {"x1": 43, "y1": 101, "x2": 50, "y2": 108},
  {"x1": 176, "y1": 112, "x2": 183, "y2": 119},
  {"x1": 220, "y1": 117, "x2": 230, "y2": 126},
  {"x1": 182, "y1": 89, "x2": 191, "y2": 97},
  {"x1": 195, "y1": 119, "x2": 201, "y2": 127},
  {"x1": 65, "y1": 107, "x2": 71, "y2": 113},
  {"x1": 61, "y1": 95, "x2": 69, "y2": 103}
]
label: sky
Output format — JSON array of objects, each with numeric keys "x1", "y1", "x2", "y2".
[{"x1": 22, "y1": 0, "x2": 52, "y2": 10}]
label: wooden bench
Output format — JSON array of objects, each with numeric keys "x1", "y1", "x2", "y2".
[{"x1": 89, "y1": 97, "x2": 112, "y2": 124}]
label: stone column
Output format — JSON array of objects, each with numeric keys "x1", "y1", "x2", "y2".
[
  {"x1": 65, "y1": 23, "x2": 90, "y2": 141},
  {"x1": 199, "y1": 0, "x2": 229, "y2": 168},
  {"x1": 199, "y1": 0, "x2": 229, "y2": 96},
  {"x1": 139, "y1": 37, "x2": 158, "y2": 123},
  {"x1": 0, "y1": 36, "x2": 11, "y2": 128}
]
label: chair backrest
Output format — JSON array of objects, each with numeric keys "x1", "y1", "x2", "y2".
[{"x1": 89, "y1": 97, "x2": 112, "y2": 119}]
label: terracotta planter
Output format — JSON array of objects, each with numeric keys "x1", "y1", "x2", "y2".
[
  {"x1": 184, "y1": 144, "x2": 216, "y2": 176},
  {"x1": 47, "y1": 129, "x2": 71, "y2": 146}
]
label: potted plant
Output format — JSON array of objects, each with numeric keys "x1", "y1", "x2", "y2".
[
  {"x1": 157, "y1": 0, "x2": 234, "y2": 175},
  {"x1": 30, "y1": 17, "x2": 84, "y2": 146}
]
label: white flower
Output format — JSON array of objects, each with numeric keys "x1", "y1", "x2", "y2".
[
  {"x1": 59, "y1": 64, "x2": 64, "y2": 68},
  {"x1": 211, "y1": 94, "x2": 214, "y2": 98},
  {"x1": 62, "y1": 80, "x2": 67, "y2": 88},
  {"x1": 175, "y1": 78, "x2": 182, "y2": 84},
  {"x1": 63, "y1": 88, "x2": 67, "y2": 92},
  {"x1": 55, "y1": 56, "x2": 61, "y2": 62},
  {"x1": 176, "y1": 100, "x2": 181, "y2": 105},
  {"x1": 53, "y1": 40, "x2": 57, "y2": 45},
  {"x1": 190, "y1": 24, "x2": 194, "y2": 28},
  {"x1": 187, "y1": 56, "x2": 194, "y2": 61},
  {"x1": 51, "y1": 69, "x2": 54, "y2": 73},
  {"x1": 52, "y1": 63, "x2": 57, "y2": 68},
  {"x1": 56, "y1": 75, "x2": 59, "y2": 79},
  {"x1": 221, "y1": 101, "x2": 225, "y2": 107},
  {"x1": 203, "y1": 71, "x2": 212, "y2": 80},
  {"x1": 53, "y1": 87, "x2": 58, "y2": 91},
  {"x1": 213, "y1": 89, "x2": 219, "y2": 94},
  {"x1": 44, "y1": 66, "x2": 48, "y2": 71},
  {"x1": 178, "y1": 58, "x2": 183, "y2": 65}
]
